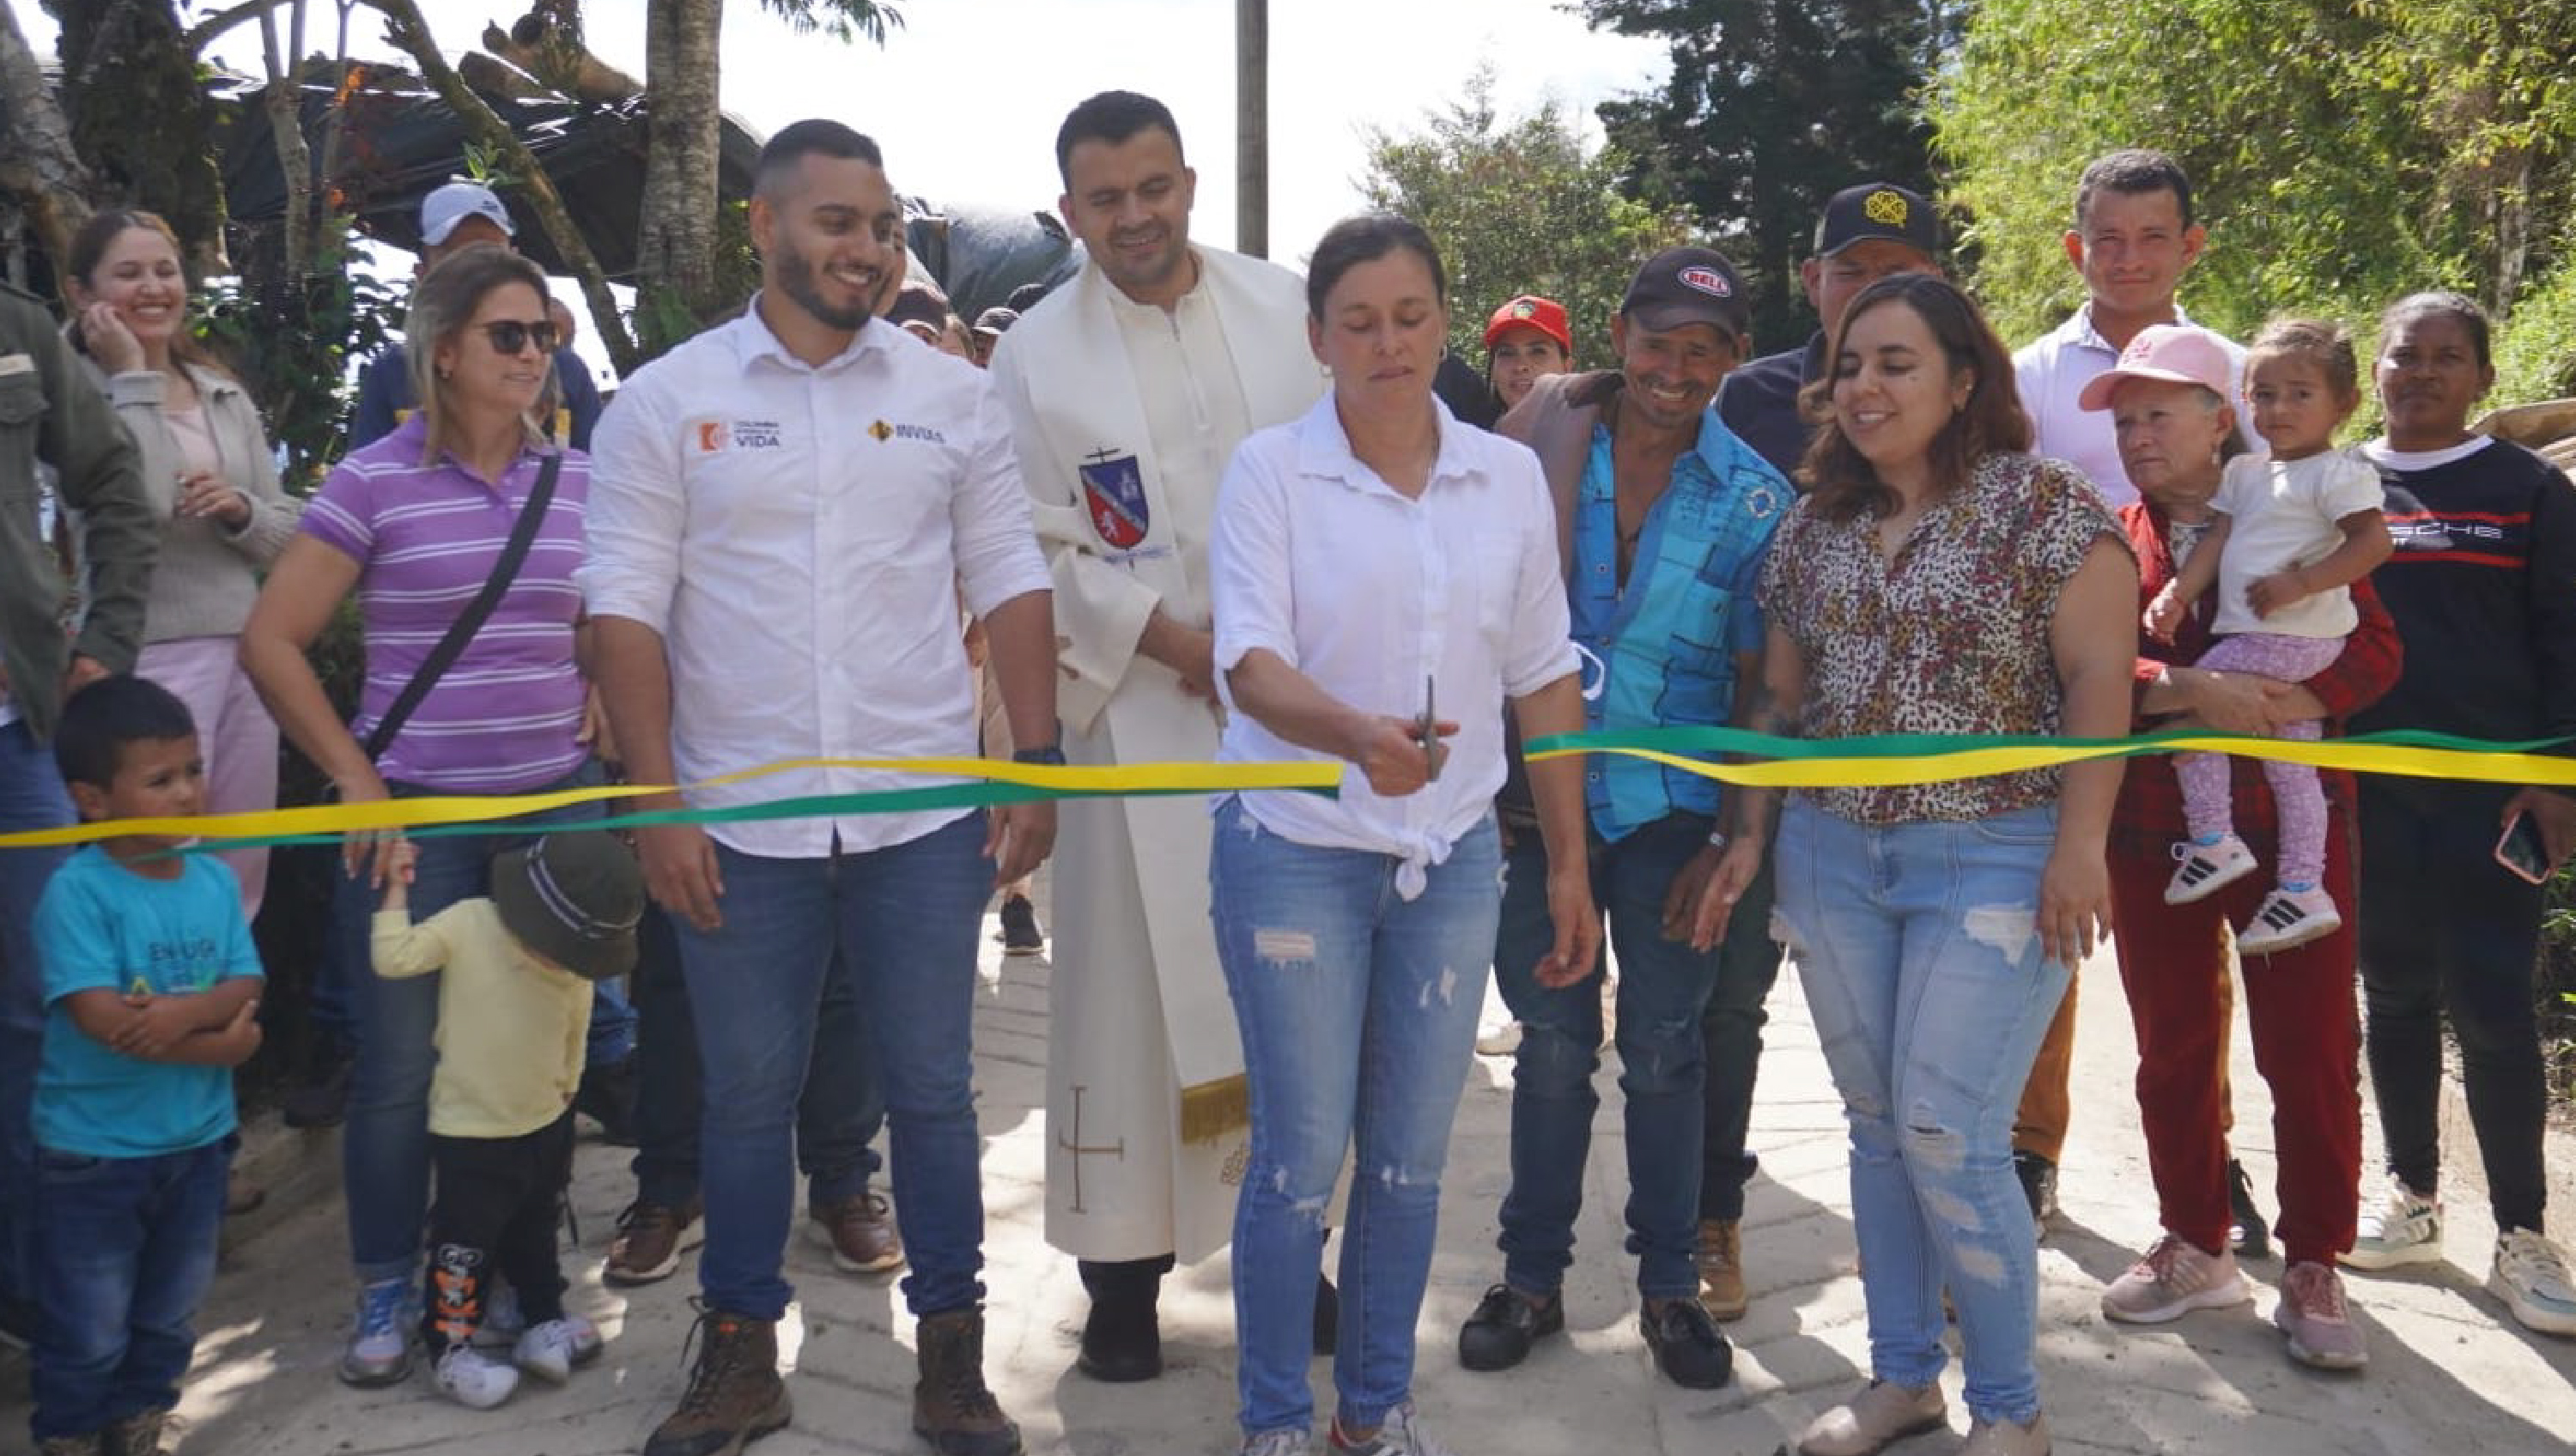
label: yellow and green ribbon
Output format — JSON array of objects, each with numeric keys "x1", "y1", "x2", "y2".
[
  {"x1": 10, "y1": 729, "x2": 2571, "y2": 852},
  {"x1": 1522, "y1": 725, "x2": 2576, "y2": 789},
  {"x1": 0, "y1": 756, "x2": 1343, "y2": 852}
]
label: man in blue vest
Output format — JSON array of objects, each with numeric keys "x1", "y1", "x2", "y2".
[{"x1": 1459, "y1": 247, "x2": 1789, "y2": 1389}]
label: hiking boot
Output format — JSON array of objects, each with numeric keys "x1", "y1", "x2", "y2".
[
  {"x1": 2014, "y1": 1150, "x2": 2059, "y2": 1234},
  {"x1": 575, "y1": 1057, "x2": 641, "y2": 1145},
  {"x1": 1640, "y1": 1295, "x2": 1732, "y2": 1389},
  {"x1": 2100, "y1": 1233, "x2": 2251, "y2": 1324},
  {"x1": 607, "y1": 1198, "x2": 706, "y2": 1286},
  {"x1": 807, "y1": 1192, "x2": 905, "y2": 1275},
  {"x1": 2489, "y1": 1228, "x2": 2576, "y2": 1336},
  {"x1": 2342, "y1": 1174, "x2": 2442, "y2": 1271},
  {"x1": 2275, "y1": 1260, "x2": 2368, "y2": 1369},
  {"x1": 1958, "y1": 1412, "x2": 2050, "y2": 1455},
  {"x1": 645, "y1": 1305, "x2": 791, "y2": 1456},
  {"x1": 2227, "y1": 1158, "x2": 2273, "y2": 1261},
  {"x1": 913, "y1": 1307, "x2": 1023, "y2": 1456},
  {"x1": 513, "y1": 1315, "x2": 604, "y2": 1383},
  {"x1": 432, "y1": 1344, "x2": 520, "y2": 1410},
  {"x1": 2166, "y1": 833, "x2": 2256, "y2": 904},
  {"x1": 1077, "y1": 1258, "x2": 1164, "y2": 1383},
  {"x1": 1695, "y1": 1216, "x2": 1748, "y2": 1320},
  {"x1": 100, "y1": 1409, "x2": 171, "y2": 1456},
  {"x1": 999, "y1": 894, "x2": 1044, "y2": 956},
  {"x1": 338, "y1": 1277, "x2": 415, "y2": 1386},
  {"x1": 2239, "y1": 883, "x2": 2341, "y2": 956},
  {"x1": 1795, "y1": 1380, "x2": 1947, "y2": 1456},
  {"x1": 1327, "y1": 1404, "x2": 1455, "y2": 1456},
  {"x1": 1455, "y1": 1283, "x2": 1563, "y2": 1372}
]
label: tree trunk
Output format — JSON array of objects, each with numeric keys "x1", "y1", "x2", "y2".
[
  {"x1": 257, "y1": 1, "x2": 316, "y2": 282},
  {"x1": 46, "y1": 0, "x2": 231, "y2": 276},
  {"x1": 1236, "y1": 0, "x2": 1267, "y2": 258},
  {"x1": 635, "y1": 0, "x2": 725, "y2": 355},
  {"x1": 364, "y1": 0, "x2": 639, "y2": 373},
  {"x1": 0, "y1": 0, "x2": 104, "y2": 272}
]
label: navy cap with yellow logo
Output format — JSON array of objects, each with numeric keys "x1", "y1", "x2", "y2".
[{"x1": 1814, "y1": 183, "x2": 1942, "y2": 261}]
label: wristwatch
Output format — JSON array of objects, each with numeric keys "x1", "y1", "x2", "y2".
[{"x1": 1012, "y1": 744, "x2": 1068, "y2": 767}]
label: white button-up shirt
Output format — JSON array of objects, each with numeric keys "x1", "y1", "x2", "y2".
[
  {"x1": 2014, "y1": 304, "x2": 2245, "y2": 510},
  {"x1": 1211, "y1": 394, "x2": 1577, "y2": 895},
  {"x1": 580, "y1": 303, "x2": 1052, "y2": 858}
]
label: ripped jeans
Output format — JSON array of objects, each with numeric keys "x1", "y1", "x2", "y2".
[
  {"x1": 1775, "y1": 798, "x2": 2069, "y2": 1426},
  {"x1": 1211, "y1": 797, "x2": 1499, "y2": 1441}
]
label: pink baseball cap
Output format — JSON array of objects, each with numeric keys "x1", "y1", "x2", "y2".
[{"x1": 2077, "y1": 324, "x2": 2234, "y2": 411}]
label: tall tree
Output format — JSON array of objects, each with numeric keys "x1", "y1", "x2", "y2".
[
  {"x1": 1577, "y1": 0, "x2": 1939, "y2": 351},
  {"x1": 39, "y1": 0, "x2": 230, "y2": 273},
  {"x1": 635, "y1": 0, "x2": 901, "y2": 355},
  {"x1": 0, "y1": 0, "x2": 103, "y2": 269},
  {"x1": 1361, "y1": 69, "x2": 1698, "y2": 372},
  {"x1": 1929, "y1": 0, "x2": 2576, "y2": 397}
]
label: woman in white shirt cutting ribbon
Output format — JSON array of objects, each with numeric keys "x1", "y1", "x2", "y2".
[{"x1": 1206, "y1": 212, "x2": 1599, "y2": 1456}]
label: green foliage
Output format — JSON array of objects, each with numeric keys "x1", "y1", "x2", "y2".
[
  {"x1": 1360, "y1": 69, "x2": 1699, "y2": 373},
  {"x1": 1930, "y1": 0, "x2": 2576, "y2": 383},
  {"x1": 1577, "y1": 0, "x2": 1941, "y2": 351},
  {"x1": 197, "y1": 215, "x2": 406, "y2": 492},
  {"x1": 758, "y1": 0, "x2": 904, "y2": 45},
  {"x1": 2494, "y1": 246, "x2": 2576, "y2": 407}
]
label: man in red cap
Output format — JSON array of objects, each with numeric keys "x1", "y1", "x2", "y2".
[{"x1": 1484, "y1": 294, "x2": 1572, "y2": 413}]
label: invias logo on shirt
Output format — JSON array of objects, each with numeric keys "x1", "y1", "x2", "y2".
[{"x1": 688, "y1": 417, "x2": 785, "y2": 453}]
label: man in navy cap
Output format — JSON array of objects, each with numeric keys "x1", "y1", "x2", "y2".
[
  {"x1": 348, "y1": 180, "x2": 605, "y2": 452},
  {"x1": 1717, "y1": 183, "x2": 1945, "y2": 480}
]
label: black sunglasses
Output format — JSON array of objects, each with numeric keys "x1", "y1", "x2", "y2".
[{"x1": 478, "y1": 318, "x2": 560, "y2": 355}]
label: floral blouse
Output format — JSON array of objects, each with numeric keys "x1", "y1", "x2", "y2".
[{"x1": 1759, "y1": 452, "x2": 2129, "y2": 824}]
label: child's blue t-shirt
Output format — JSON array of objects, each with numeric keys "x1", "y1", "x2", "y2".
[{"x1": 33, "y1": 846, "x2": 264, "y2": 1158}]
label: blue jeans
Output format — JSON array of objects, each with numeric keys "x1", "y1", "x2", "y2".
[
  {"x1": 630, "y1": 905, "x2": 880, "y2": 1210},
  {"x1": 0, "y1": 719, "x2": 74, "y2": 1313},
  {"x1": 30, "y1": 1138, "x2": 231, "y2": 1440},
  {"x1": 1775, "y1": 798, "x2": 2069, "y2": 1427},
  {"x1": 1493, "y1": 812, "x2": 1733, "y2": 1300},
  {"x1": 1211, "y1": 798, "x2": 1499, "y2": 1440},
  {"x1": 672, "y1": 815, "x2": 991, "y2": 1321},
  {"x1": 337, "y1": 767, "x2": 606, "y2": 1283}
]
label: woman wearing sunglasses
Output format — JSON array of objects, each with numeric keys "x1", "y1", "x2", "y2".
[{"x1": 242, "y1": 245, "x2": 607, "y2": 1388}]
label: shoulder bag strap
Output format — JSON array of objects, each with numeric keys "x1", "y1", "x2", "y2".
[{"x1": 362, "y1": 452, "x2": 562, "y2": 761}]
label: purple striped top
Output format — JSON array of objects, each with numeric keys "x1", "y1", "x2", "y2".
[{"x1": 301, "y1": 416, "x2": 589, "y2": 792}]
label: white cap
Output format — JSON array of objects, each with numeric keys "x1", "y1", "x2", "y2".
[{"x1": 420, "y1": 181, "x2": 515, "y2": 248}]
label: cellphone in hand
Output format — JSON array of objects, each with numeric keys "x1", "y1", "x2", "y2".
[{"x1": 2495, "y1": 810, "x2": 2553, "y2": 885}]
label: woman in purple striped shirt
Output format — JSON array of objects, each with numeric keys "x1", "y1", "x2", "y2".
[{"x1": 241, "y1": 246, "x2": 604, "y2": 1389}]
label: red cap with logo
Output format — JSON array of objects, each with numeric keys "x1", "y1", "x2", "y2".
[{"x1": 1483, "y1": 294, "x2": 1572, "y2": 355}]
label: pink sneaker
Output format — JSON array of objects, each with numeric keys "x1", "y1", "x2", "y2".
[
  {"x1": 2275, "y1": 1260, "x2": 2368, "y2": 1369},
  {"x1": 2101, "y1": 1233, "x2": 2251, "y2": 1324}
]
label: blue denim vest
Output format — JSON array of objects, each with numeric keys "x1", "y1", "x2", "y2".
[{"x1": 1571, "y1": 410, "x2": 1789, "y2": 840}]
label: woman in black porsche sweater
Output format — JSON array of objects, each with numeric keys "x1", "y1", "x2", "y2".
[{"x1": 2342, "y1": 291, "x2": 2576, "y2": 1337}]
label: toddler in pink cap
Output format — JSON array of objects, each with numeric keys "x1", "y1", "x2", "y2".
[{"x1": 2083, "y1": 319, "x2": 2393, "y2": 953}]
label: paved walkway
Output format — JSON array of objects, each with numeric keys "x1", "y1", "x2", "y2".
[{"x1": 25, "y1": 898, "x2": 2576, "y2": 1455}]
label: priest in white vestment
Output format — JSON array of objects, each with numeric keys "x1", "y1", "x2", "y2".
[{"x1": 991, "y1": 90, "x2": 1325, "y2": 1382}]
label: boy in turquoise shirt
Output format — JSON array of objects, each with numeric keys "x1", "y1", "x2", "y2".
[{"x1": 30, "y1": 676, "x2": 263, "y2": 1456}]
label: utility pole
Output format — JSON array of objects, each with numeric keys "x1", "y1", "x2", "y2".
[{"x1": 1236, "y1": 0, "x2": 1267, "y2": 258}]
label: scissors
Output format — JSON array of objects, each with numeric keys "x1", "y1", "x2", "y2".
[{"x1": 1414, "y1": 674, "x2": 1440, "y2": 782}]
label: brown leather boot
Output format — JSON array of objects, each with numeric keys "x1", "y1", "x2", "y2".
[
  {"x1": 644, "y1": 1305, "x2": 792, "y2": 1456},
  {"x1": 912, "y1": 1307, "x2": 1023, "y2": 1456}
]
